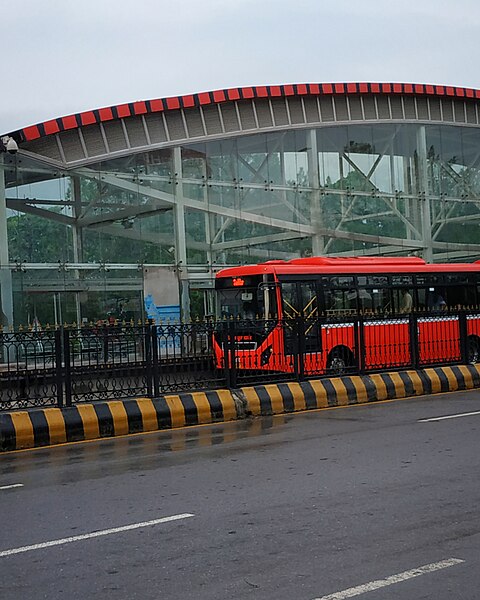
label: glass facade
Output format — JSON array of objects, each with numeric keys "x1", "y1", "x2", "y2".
[{"x1": 2, "y1": 121, "x2": 480, "y2": 326}]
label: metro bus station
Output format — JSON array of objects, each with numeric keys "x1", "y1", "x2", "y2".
[{"x1": 2, "y1": 82, "x2": 480, "y2": 329}]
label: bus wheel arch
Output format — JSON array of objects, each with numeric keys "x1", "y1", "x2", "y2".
[
  {"x1": 326, "y1": 345, "x2": 355, "y2": 374},
  {"x1": 467, "y1": 335, "x2": 480, "y2": 364}
]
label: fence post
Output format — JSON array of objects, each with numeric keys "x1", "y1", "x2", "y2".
[
  {"x1": 144, "y1": 322, "x2": 153, "y2": 397},
  {"x1": 151, "y1": 324, "x2": 160, "y2": 397},
  {"x1": 357, "y1": 314, "x2": 365, "y2": 374},
  {"x1": 458, "y1": 310, "x2": 469, "y2": 364},
  {"x1": 228, "y1": 320, "x2": 237, "y2": 388},
  {"x1": 62, "y1": 328, "x2": 72, "y2": 407},
  {"x1": 54, "y1": 328, "x2": 64, "y2": 408},
  {"x1": 409, "y1": 313, "x2": 419, "y2": 369},
  {"x1": 102, "y1": 324, "x2": 109, "y2": 364},
  {"x1": 296, "y1": 316, "x2": 305, "y2": 381},
  {"x1": 222, "y1": 321, "x2": 236, "y2": 389}
]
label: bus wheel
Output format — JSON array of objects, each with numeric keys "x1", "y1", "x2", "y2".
[
  {"x1": 327, "y1": 346, "x2": 354, "y2": 375},
  {"x1": 467, "y1": 336, "x2": 480, "y2": 364}
]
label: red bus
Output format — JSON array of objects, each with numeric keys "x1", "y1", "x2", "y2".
[{"x1": 213, "y1": 256, "x2": 480, "y2": 377}]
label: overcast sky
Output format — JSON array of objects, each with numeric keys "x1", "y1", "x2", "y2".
[{"x1": 2, "y1": 0, "x2": 479, "y2": 134}]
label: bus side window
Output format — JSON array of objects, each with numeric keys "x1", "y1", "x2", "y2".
[
  {"x1": 369, "y1": 288, "x2": 391, "y2": 313},
  {"x1": 445, "y1": 285, "x2": 475, "y2": 309},
  {"x1": 420, "y1": 287, "x2": 447, "y2": 312},
  {"x1": 282, "y1": 283, "x2": 299, "y2": 320},
  {"x1": 392, "y1": 288, "x2": 414, "y2": 313},
  {"x1": 299, "y1": 282, "x2": 318, "y2": 318},
  {"x1": 324, "y1": 289, "x2": 346, "y2": 313}
]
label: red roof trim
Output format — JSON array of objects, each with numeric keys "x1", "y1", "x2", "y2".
[
  {"x1": 43, "y1": 119, "x2": 60, "y2": 135},
  {"x1": 227, "y1": 88, "x2": 240, "y2": 100},
  {"x1": 9, "y1": 82, "x2": 480, "y2": 143},
  {"x1": 98, "y1": 107, "x2": 114, "y2": 122},
  {"x1": 62, "y1": 115, "x2": 78, "y2": 130},
  {"x1": 240, "y1": 87, "x2": 255, "y2": 99},
  {"x1": 133, "y1": 101, "x2": 148, "y2": 115},
  {"x1": 149, "y1": 99, "x2": 164, "y2": 112},
  {"x1": 80, "y1": 111, "x2": 97, "y2": 126},
  {"x1": 166, "y1": 97, "x2": 180, "y2": 110}
]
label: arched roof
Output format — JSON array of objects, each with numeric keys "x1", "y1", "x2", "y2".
[{"x1": 9, "y1": 82, "x2": 480, "y2": 143}]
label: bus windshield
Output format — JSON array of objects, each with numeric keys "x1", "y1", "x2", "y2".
[{"x1": 215, "y1": 276, "x2": 278, "y2": 320}]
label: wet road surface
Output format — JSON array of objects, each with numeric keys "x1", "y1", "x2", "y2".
[{"x1": 1, "y1": 391, "x2": 480, "y2": 599}]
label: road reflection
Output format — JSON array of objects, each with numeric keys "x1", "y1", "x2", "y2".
[{"x1": 0, "y1": 415, "x2": 292, "y2": 483}]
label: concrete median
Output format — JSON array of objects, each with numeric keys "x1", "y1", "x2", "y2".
[{"x1": 1, "y1": 364, "x2": 480, "y2": 451}]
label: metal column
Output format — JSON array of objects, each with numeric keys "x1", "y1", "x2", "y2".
[
  {"x1": 307, "y1": 129, "x2": 324, "y2": 255},
  {"x1": 173, "y1": 147, "x2": 191, "y2": 320},
  {"x1": 416, "y1": 126, "x2": 433, "y2": 262},
  {"x1": 0, "y1": 160, "x2": 13, "y2": 329}
]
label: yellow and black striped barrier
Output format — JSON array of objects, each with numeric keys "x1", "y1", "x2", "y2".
[
  {"x1": 0, "y1": 390, "x2": 243, "y2": 452},
  {"x1": 242, "y1": 365, "x2": 480, "y2": 416},
  {"x1": 1, "y1": 365, "x2": 479, "y2": 451}
]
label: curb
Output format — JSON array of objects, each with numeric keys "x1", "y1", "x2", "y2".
[{"x1": 1, "y1": 365, "x2": 480, "y2": 452}]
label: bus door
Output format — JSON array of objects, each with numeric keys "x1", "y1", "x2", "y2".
[
  {"x1": 416, "y1": 282, "x2": 460, "y2": 365},
  {"x1": 281, "y1": 281, "x2": 322, "y2": 369},
  {"x1": 281, "y1": 282, "x2": 301, "y2": 357},
  {"x1": 298, "y1": 281, "x2": 322, "y2": 374},
  {"x1": 361, "y1": 283, "x2": 411, "y2": 370}
]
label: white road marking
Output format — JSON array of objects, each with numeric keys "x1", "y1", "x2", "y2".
[
  {"x1": 313, "y1": 558, "x2": 464, "y2": 600},
  {"x1": 0, "y1": 513, "x2": 194, "y2": 558},
  {"x1": 419, "y1": 410, "x2": 480, "y2": 422},
  {"x1": 0, "y1": 484, "x2": 24, "y2": 490}
]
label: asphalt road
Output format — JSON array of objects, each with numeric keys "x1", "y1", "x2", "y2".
[{"x1": 1, "y1": 391, "x2": 480, "y2": 599}]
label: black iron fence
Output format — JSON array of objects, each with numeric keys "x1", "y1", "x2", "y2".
[{"x1": 1, "y1": 309, "x2": 479, "y2": 411}]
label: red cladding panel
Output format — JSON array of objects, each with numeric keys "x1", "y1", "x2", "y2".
[
  {"x1": 80, "y1": 111, "x2": 97, "y2": 125},
  {"x1": 455, "y1": 87, "x2": 465, "y2": 97},
  {"x1": 44, "y1": 120, "x2": 60, "y2": 135},
  {"x1": 133, "y1": 101, "x2": 147, "y2": 114},
  {"x1": 435, "y1": 86, "x2": 445, "y2": 95},
  {"x1": 347, "y1": 83, "x2": 357, "y2": 93},
  {"x1": 381, "y1": 83, "x2": 392, "y2": 93},
  {"x1": 334, "y1": 83, "x2": 345, "y2": 93},
  {"x1": 309, "y1": 83, "x2": 320, "y2": 94},
  {"x1": 446, "y1": 86, "x2": 455, "y2": 96},
  {"x1": 213, "y1": 90, "x2": 226, "y2": 102},
  {"x1": 181, "y1": 95, "x2": 195, "y2": 108},
  {"x1": 98, "y1": 107, "x2": 114, "y2": 121},
  {"x1": 270, "y1": 86, "x2": 282, "y2": 96},
  {"x1": 284, "y1": 84, "x2": 295, "y2": 95},
  {"x1": 227, "y1": 88, "x2": 241, "y2": 100},
  {"x1": 404, "y1": 84, "x2": 414, "y2": 93},
  {"x1": 393, "y1": 83, "x2": 403, "y2": 93},
  {"x1": 62, "y1": 115, "x2": 78, "y2": 130},
  {"x1": 150, "y1": 99, "x2": 164, "y2": 112},
  {"x1": 425, "y1": 85, "x2": 435, "y2": 94},
  {"x1": 475, "y1": 90, "x2": 480, "y2": 99},
  {"x1": 466, "y1": 88, "x2": 474, "y2": 98},
  {"x1": 359, "y1": 83, "x2": 369, "y2": 93},
  {"x1": 116, "y1": 104, "x2": 131, "y2": 118},
  {"x1": 198, "y1": 92, "x2": 211, "y2": 105},
  {"x1": 256, "y1": 86, "x2": 269, "y2": 97},
  {"x1": 23, "y1": 125, "x2": 41, "y2": 141},
  {"x1": 414, "y1": 84, "x2": 424, "y2": 94},
  {"x1": 241, "y1": 87, "x2": 254, "y2": 99},
  {"x1": 322, "y1": 83, "x2": 333, "y2": 94},
  {"x1": 370, "y1": 83, "x2": 381, "y2": 93},
  {"x1": 166, "y1": 97, "x2": 181, "y2": 109}
]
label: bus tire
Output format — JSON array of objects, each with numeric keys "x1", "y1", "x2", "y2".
[
  {"x1": 467, "y1": 335, "x2": 480, "y2": 364},
  {"x1": 327, "y1": 346, "x2": 354, "y2": 375}
]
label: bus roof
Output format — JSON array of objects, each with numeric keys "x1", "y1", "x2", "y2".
[{"x1": 216, "y1": 256, "x2": 480, "y2": 278}]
